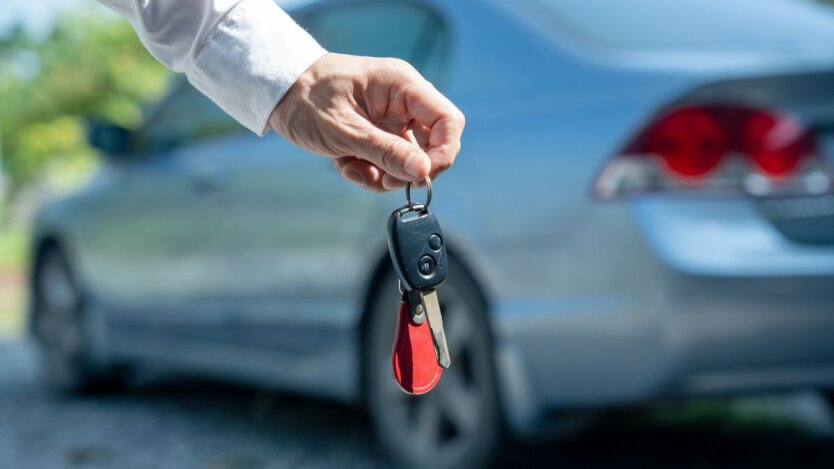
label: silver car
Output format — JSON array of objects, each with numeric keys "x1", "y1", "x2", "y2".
[{"x1": 29, "y1": 0, "x2": 834, "y2": 467}]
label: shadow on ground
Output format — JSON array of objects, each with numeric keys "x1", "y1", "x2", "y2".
[
  {"x1": 2, "y1": 337, "x2": 834, "y2": 468},
  {"x1": 62, "y1": 378, "x2": 834, "y2": 468}
]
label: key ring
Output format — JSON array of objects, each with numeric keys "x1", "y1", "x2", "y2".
[{"x1": 405, "y1": 176, "x2": 432, "y2": 210}]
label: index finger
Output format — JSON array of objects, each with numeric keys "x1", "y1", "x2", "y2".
[{"x1": 402, "y1": 81, "x2": 466, "y2": 172}]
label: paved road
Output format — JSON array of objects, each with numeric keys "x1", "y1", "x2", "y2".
[
  {"x1": 0, "y1": 340, "x2": 385, "y2": 469},
  {"x1": 3, "y1": 338, "x2": 834, "y2": 468}
]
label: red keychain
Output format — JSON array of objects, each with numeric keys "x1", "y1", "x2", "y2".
[
  {"x1": 387, "y1": 178, "x2": 450, "y2": 395},
  {"x1": 391, "y1": 293, "x2": 443, "y2": 395}
]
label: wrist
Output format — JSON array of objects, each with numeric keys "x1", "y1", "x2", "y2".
[{"x1": 269, "y1": 52, "x2": 329, "y2": 136}]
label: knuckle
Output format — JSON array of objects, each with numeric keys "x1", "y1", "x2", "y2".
[
  {"x1": 389, "y1": 57, "x2": 417, "y2": 75},
  {"x1": 444, "y1": 151, "x2": 457, "y2": 168},
  {"x1": 444, "y1": 142, "x2": 461, "y2": 165},
  {"x1": 389, "y1": 57, "x2": 407, "y2": 69},
  {"x1": 378, "y1": 138, "x2": 403, "y2": 171}
]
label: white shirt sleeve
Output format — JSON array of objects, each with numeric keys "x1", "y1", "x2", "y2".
[{"x1": 98, "y1": 0, "x2": 327, "y2": 135}]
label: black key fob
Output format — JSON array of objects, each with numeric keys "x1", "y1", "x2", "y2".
[{"x1": 387, "y1": 206, "x2": 447, "y2": 291}]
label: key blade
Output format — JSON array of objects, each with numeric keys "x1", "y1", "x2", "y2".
[{"x1": 420, "y1": 289, "x2": 451, "y2": 369}]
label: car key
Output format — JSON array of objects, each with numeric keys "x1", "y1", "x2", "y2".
[{"x1": 387, "y1": 178, "x2": 451, "y2": 395}]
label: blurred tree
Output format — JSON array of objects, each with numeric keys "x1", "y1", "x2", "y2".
[{"x1": 0, "y1": 10, "x2": 169, "y2": 196}]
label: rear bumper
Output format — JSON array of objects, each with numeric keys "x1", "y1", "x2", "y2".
[
  {"x1": 493, "y1": 269, "x2": 834, "y2": 437},
  {"x1": 634, "y1": 198, "x2": 834, "y2": 276},
  {"x1": 481, "y1": 200, "x2": 834, "y2": 437}
]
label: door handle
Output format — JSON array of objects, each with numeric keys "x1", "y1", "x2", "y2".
[{"x1": 189, "y1": 166, "x2": 227, "y2": 194}]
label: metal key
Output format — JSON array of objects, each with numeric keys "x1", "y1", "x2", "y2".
[
  {"x1": 387, "y1": 178, "x2": 451, "y2": 369},
  {"x1": 412, "y1": 289, "x2": 450, "y2": 369}
]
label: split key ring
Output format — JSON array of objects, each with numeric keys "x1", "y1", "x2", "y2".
[{"x1": 405, "y1": 176, "x2": 432, "y2": 210}]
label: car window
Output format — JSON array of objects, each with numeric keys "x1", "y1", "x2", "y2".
[
  {"x1": 523, "y1": 0, "x2": 834, "y2": 53},
  {"x1": 132, "y1": 80, "x2": 244, "y2": 152},
  {"x1": 304, "y1": 1, "x2": 448, "y2": 83}
]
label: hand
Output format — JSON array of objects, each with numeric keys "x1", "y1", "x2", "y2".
[{"x1": 268, "y1": 53, "x2": 465, "y2": 192}]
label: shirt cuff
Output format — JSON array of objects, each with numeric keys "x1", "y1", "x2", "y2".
[{"x1": 187, "y1": 0, "x2": 327, "y2": 135}]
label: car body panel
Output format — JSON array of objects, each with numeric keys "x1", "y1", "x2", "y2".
[{"x1": 30, "y1": 0, "x2": 834, "y2": 437}]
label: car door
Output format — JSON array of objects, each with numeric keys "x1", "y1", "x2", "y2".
[
  {"x1": 222, "y1": 1, "x2": 450, "y2": 352},
  {"x1": 79, "y1": 80, "x2": 249, "y2": 347}
]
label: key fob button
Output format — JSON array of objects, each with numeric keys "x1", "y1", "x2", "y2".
[
  {"x1": 428, "y1": 234, "x2": 443, "y2": 251},
  {"x1": 418, "y1": 255, "x2": 436, "y2": 275}
]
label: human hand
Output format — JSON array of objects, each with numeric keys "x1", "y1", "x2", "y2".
[{"x1": 268, "y1": 53, "x2": 465, "y2": 192}]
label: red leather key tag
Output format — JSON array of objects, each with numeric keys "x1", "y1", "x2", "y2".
[{"x1": 391, "y1": 298, "x2": 443, "y2": 395}]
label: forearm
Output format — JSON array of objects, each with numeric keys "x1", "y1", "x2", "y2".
[{"x1": 98, "y1": 0, "x2": 326, "y2": 134}]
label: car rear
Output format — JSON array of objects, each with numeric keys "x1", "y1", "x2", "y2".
[
  {"x1": 607, "y1": 68, "x2": 834, "y2": 384},
  {"x1": 484, "y1": 0, "x2": 834, "y2": 435}
]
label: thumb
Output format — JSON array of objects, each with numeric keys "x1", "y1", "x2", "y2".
[{"x1": 347, "y1": 123, "x2": 431, "y2": 182}]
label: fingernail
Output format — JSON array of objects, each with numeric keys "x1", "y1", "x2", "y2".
[
  {"x1": 403, "y1": 153, "x2": 429, "y2": 180},
  {"x1": 347, "y1": 169, "x2": 367, "y2": 186}
]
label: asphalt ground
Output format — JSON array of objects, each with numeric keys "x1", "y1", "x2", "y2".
[{"x1": 3, "y1": 339, "x2": 834, "y2": 468}]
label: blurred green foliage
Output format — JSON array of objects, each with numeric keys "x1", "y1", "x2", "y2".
[
  {"x1": 0, "y1": 10, "x2": 170, "y2": 195},
  {"x1": 0, "y1": 225, "x2": 25, "y2": 271}
]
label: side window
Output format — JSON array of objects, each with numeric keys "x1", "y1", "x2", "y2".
[
  {"x1": 305, "y1": 2, "x2": 448, "y2": 83},
  {"x1": 132, "y1": 80, "x2": 244, "y2": 152}
]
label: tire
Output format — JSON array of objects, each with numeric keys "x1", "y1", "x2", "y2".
[
  {"x1": 32, "y1": 245, "x2": 120, "y2": 394},
  {"x1": 365, "y1": 260, "x2": 502, "y2": 469},
  {"x1": 823, "y1": 391, "x2": 834, "y2": 410}
]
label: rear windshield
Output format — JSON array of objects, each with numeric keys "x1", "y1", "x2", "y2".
[{"x1": 524, "y1": 0, "x2": 834, "y2": 53}]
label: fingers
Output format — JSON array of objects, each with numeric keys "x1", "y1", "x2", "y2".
[
  {"x1": 332, "y1": 157, "x2": 405, "y2": 192},
  {"x1": 407, "y1": 122, "x2": 450, "y2": 178},
  {"x1": 272, "y1": 54, "x2": 463, "y2": 193},
  {"x1": 342, "y1": 122, "x2": 431, "y2": 183},
  {"x1": 335, "y1": 110, "x2": 453, "y2": 192},
  {"x1": 381, "y1": 173, "x2": 406, "y2": 191},
  {"x1": 333, "y1": 157, "x2": 383, "y2": 192},
  {"x1": 402, "y1": 80, "x2": 465, "y2": 175}
]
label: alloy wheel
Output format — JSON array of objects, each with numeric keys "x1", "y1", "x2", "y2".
[{"x1": 367, "y1": 269, "x2": 501, "y2": 469}]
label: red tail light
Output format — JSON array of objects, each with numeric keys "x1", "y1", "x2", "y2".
[
  {"x1": 643, "y1": 107, "x2": 728, "y2": 177},
  {"x1": 595, "y1": 104, "x2": 827, "y2": 199},
  {"x1": 741, "y1": 109, "x2": 811, "y2": 176}
]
